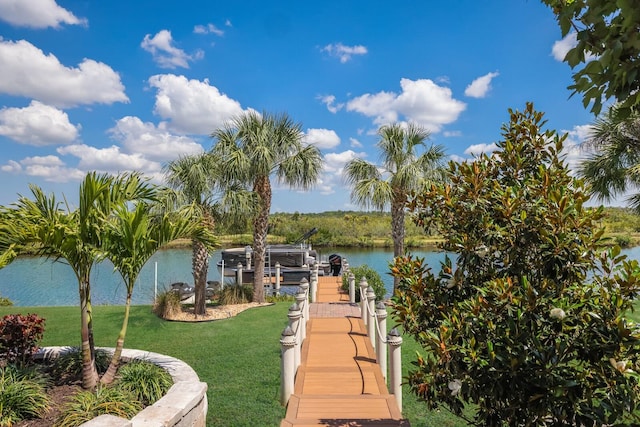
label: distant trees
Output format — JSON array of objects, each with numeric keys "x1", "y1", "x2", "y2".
[
  {"x1": 542, "y1": 0, "x2": 640, "y2": 117},
  {"x1": 211, "y1": 111, "x2": 322, "y2": 303},
  {"x1": 344, "y1": 122, "x2": 446, "y2": 292},
  {"x1": 392, "y1": 103, "x2": 640, "y2": 425}
]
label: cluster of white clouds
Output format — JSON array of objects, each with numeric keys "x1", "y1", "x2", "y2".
[
  {"x1": 0, "y1": 0, "x2": 87, "y2": 29},
  {"x1": 0, "y1": 0, "x2": 593, "y2": 209},
  {"x1": 321, "y1": 43, "x2": 368, "y2": 63}
]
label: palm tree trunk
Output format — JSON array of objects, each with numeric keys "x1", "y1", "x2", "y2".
[
  {"x1": 391, "y1": 196, "x2": 405, "y2": 294},
  {"x1": 192, "y1": 240, "x2": 209, "y2": 316},
  {"x1": 100, "y1": 293, "x2": 131, "y2": 385},
  {"x1": 80, "y1": 279, "x2": 99, "y2": 389},
  {"x1": 252, "y1": 175, "x2": 271, "y2": 303}
]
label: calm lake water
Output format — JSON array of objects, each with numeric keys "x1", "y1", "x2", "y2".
[{"x1": 1, "y1": 246, "x2": 639, "y2": 307}]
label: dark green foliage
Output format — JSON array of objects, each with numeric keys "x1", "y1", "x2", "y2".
[
  {"x1": 0, "y1": 313, "x2": 45, "y2": 366},
  {"x1": 342, "y1": 264, "x2": 387, "y2": 301},
  {"x1": 54, "y1": 386, "x2": 142, "y2": 427},
  {"x1": 0, "y1": 365, "x2": 51, "y2": 426},
  {"x1": 542, "y1": 0, "x2": 640, "y2": 116},
  {"x1": 50, "y1": 347, "x2": 110, "y2": 384},
  {"x1": 218, "y1": 284, "x2": 253, "y2": 305},
  {"x1": 116, "y1": 360, "x2": 173, "y2": 406},
  {"x1": 393, "y1": 103, "x2": 640, "y2": 426}
]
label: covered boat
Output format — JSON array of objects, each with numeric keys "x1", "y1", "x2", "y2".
[{"x1": 216, "y1": 228, "x2": 337, "y2": 285}]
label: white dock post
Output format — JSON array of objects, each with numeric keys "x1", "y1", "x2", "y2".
[
  {"x1": 367, "y1": 286, "x2": 376, "y2": 349},
  {"x1": 280, "y1": 326, "x2": 296, "y2": 406},
  {"x1": 287, "y1": 304, "x2": 302, "y2": 370},
  {"x1": 388, "y1": 328, "x2": 403, "y2": 411},
  {"x1": 236, "y1": 263, "x2": 243, "y2": 285},
  {"x1": 376, "y1": 302, "x2": 388, "y2": 380},
  {"x1": 348, "y1": 272, "x2": 355, "y2": 304},
  {"x1": 359, "y1": 277, "x2": 369, "y2": 325}
]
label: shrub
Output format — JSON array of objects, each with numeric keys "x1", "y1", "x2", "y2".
[
  {"x1": 0, "y1": 365, "x2": 51, "y2": 426},
  {"x1": 55, "y1": 386, "x2": 142, "y2": 427},
  {"x1": 342, "y1": 264, "x2": 386, "y2": 302},
  {"x1": 615, "y1": 234, "x2": 632, "y2": 248},
  {"x1": 116, "y1": 360, "x2": 173, "y2": 406},
  {"x1": 0, "y1": 295, "x2": 12, "y2": 307},
  {"x1": 219, "y1": 285, "x2": 253, "y2": 305},
  {"x1": 152, "y1": 290, "x2": 181, "y2": 319},
  {"x1": 49, "y1": 347, "x2": 110, "y2": 384},
  {"x1": 392, "y1": 103, "x2": 640, "y2": 426},
  {"x1": 0, "y1": 313, "x2": 45, "y2": 366}
]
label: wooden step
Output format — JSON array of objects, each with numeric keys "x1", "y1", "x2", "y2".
[{"x1": 281, "y1": 394, "x2": 409, "y2": 426}]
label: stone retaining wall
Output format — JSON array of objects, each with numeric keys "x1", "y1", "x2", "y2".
[{"x1": 38, "y1": 347, "x2": 208, "y2": 427}]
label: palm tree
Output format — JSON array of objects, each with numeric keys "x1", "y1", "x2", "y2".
[
  {"x1": 163, "y1": 153, "x2": 220, "y2": 316},
  {"x1": 100, "y1": 201, "x2": 216, "y2": 384},
  {"x1": 211, "y1": 111, "x2": 322, "y2": 303},
  {"x1": 344, "y1": 122, "x2": 446, "y2": 292},
  {"x1": 0, "y1": 172, "x2": 155, "y2": 389},
  {"x1": 579, "y1": 106, "x2": 640, "y2": 210}
]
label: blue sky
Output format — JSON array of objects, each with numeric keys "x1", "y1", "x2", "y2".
[{"x1": 0, "y1": 0, "x2": 600, "y2": 213}]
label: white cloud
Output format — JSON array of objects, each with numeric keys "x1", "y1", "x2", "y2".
[
  {"x1": 552, "y1": 33, "x2": 596, "y2": 62},
  {"x1": 0, "y1": 101, "x2": 80, "y2": 145},
  {"x1": 347, "y1": 78, "x2": 466, "y2": 132},
  {"x1": 552, "y1": 33, "x2": 577, "y2": 61},
  {"x1": 449, "y1": 154, "x2": 467, "y2": 163},
  {"x1": 321, "y1": 43, "x2": 368, "y2": 63},
  {"x1": 0, "y1": 39, "x2": 128, "y2": 107},
  {"x1": 149, "y1": 74, "x2": 246, "y2": 134},
  {"x1": 561, "y1": 124, "x2": 594, "y2": 173},
  {"x1": 225, "y1": 19, "x2": 232, "y2": 27},
  {"x1": 0, "y1": 0, "x2": 86, "y2": 28},
  {"x1": 194, "y1": 23, "x2": 224, "y2": 36},
  {"x1": 57, "y1": 144, "x2": 161, "y2": 175},
  {"x1": 464, "y1": 143, "x2": 497, "y2": 156},
  {"x1": 465, "y1": 72, "x2": 499, "y2": 98},
  {"x1": 21, "y1": 155, "x2": 64, "y2": 167},
  {"x1": 108, "y1": 116, "x2": 204, "y2": 161},
  {"x1": 304, "y1": 128, "x2": 340, "y2": 149},
  {"x1": 317, "y1": 150, "x2": 363, "y2": 195},
  {"x1": 1, "y1": 160, "x2": 21, "y2": 173},
  {"x1": 318, "y1": 94, "x2": 344, "y2": 113},
  {"x1": 141, "y1": 30, "x2": 203, "y2": 69},
  {"x1": 443, "y1": 130, "x2": 462, "y2": 137},
  {"x1": 2, "y1": 155, "x2": 84, "y2": 182},
  {"x1": 349, "y1": 137, "x2": 363, "y2": 148}
]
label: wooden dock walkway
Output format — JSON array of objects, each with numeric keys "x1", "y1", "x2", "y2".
[{"x1": 281, "y1": 275, "x2": 409, "y2": 427}]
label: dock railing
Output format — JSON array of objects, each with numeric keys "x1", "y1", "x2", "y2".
[
  {"x1": 279, "y1": 278, "x2": 309, "y2": 405},
  {"x1": 279, "y1": 267, "x2": 403, "y2": 411}
]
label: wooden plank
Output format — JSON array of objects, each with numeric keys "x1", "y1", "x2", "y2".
[{"x1": 282, "y1": 275, "x2": 409, "y2": 426}]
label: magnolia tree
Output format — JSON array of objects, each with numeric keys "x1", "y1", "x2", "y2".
[{"x1": 391, "y1": 103, "x2": 640, "y2": 426}]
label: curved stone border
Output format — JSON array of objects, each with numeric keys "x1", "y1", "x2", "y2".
[{"x1": 36, "y1": 347, "x2": 207, "y2": 427}]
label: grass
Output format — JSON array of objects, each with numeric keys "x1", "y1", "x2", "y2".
[
  {"x1": 0, "y1": 303, "x2": 471, "y2": 426},
  {"x1": 9, "y1": 303, "x2": 640, "y2": 426}
]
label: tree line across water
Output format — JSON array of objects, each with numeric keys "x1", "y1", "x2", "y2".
[{"x1": 209, "y1": 207, "x2": 640, "y2": 249}]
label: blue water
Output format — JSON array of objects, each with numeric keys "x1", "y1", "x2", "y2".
[{"x1": 1, "y1": 246, "x2": 639, "y2": 307}]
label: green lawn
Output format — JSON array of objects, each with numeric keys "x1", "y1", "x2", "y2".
[{"x1": 0, "y1": 303, "x2": 468, "y2": 426}]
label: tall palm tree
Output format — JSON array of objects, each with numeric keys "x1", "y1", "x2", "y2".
[
  {"x1": 163, "y1": 153, "x2": 220, "y2": 316},
  {"x1": 344, "y1": 122, "x2": 446, "y2": 292},
  {"x1": 211, "y1": 111, "x2": 322, "y2": 303},
  {"x1": 0, "y1": 172, "x2": 155, "y2": 389},
  {"x1": 579, "y1": 106, "x2": 640, "y2": 210},
  {"x1": 100, "y1": 201, "x2": 216, "y2": 384}
]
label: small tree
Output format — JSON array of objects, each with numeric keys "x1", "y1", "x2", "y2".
[{"x1": 392, "y1": 103, "x2": 640, "y2": 426}]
